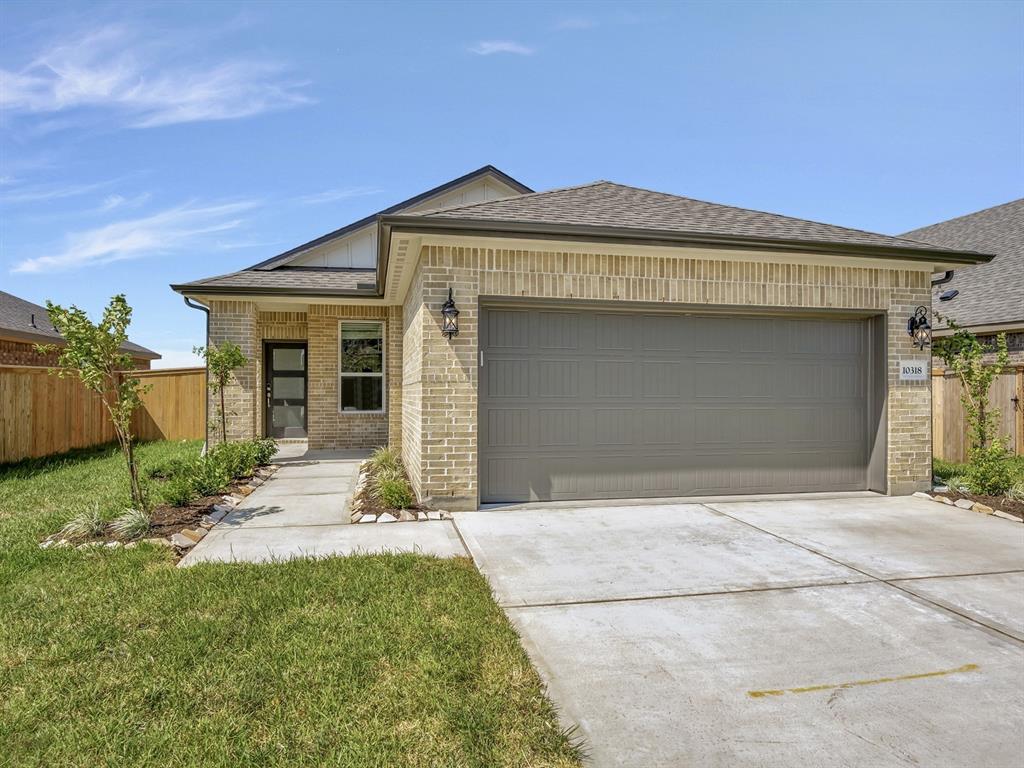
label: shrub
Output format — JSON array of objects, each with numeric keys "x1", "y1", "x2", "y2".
[
  {"x1": 1007, "y1": 481, "x2": 1024, "y2": 502},
  {"x1": 252, "y1": 438, "x2": 277, "y2": 466},
  {"x1": 109, "y1": 508, "x2": 150, "y2": 540},
  {"x1": 965, "y1": 446, "x2": 1016, "y2": 496},
  {"x1": 370, "y1": 445, "x2": 402, "y2": 473},
  {"x1": 160, "y1": 475, "x2": 198, "y2": 506},
  {"x1": 211, "y1": 441, "x2": 259, "y2": 479},
  {"x1": 374, "y1": 465, "x2": 406, "y2": 484},
  {"x1": 375, "y1": 477, "x2": 414, "y2": 509},
  {"x1": 146, "y1": 455, "x2": 190, "y2": 480},
  {"x1": 946, "y1": 475, "x2": 972, "y2": 494},
  {"x1": 59, "y1": 504, "x2": 107, "y2": 541},
  {"x1": 932, "y1": 458, "x2": 960, "y2": 482},
  {"x1": 184, "y1": 455, "x2": 231, "y2": 498}
]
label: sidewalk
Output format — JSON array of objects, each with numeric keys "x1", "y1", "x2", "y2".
[{"x1": 180, "y1": 446, "x2": 466, "y2": 565}]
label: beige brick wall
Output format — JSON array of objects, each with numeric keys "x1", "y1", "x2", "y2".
[
  {"x1": 206, "y1": 303, "x2": 403, "y2": 450},
  {"x1": 207, "y1": 300, "x2": 259, "y2": 444},
  {"x1": 306, "y1": 304, "x2": 403, "y2": 451},
  {"x1": 404, "y1": 245, "x2": 933, "y2": 508}
]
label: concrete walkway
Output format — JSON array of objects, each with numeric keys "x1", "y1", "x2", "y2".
[
  {"x1": 180, "y1": 445, "x2": 466, "y2": 565},
  {"x1": 454, "y1": 495, "x2": 1024, "y2": 767}
]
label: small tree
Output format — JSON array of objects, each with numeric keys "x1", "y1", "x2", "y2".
[
  {"x1": 934, "y1": 317, "x2": 1011, "y2": 456},
  {"x1": 37, "y1": 295, "x2": 148, "y2": 508},
  {"x1": 194, "y1": 341, "x2": 247, "y2": 444}
]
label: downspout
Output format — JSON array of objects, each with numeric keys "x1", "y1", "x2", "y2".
[
  {"x1": 932, "y1": 270, "x2": 954, "y2": 286},
  {"x1": 183, "y1": 296, "x2": 210, "y2": 453}
]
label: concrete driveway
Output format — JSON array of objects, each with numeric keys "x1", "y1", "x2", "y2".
[{"x1": 453, "y1": 495, "x2": 1024, "y2": 767}]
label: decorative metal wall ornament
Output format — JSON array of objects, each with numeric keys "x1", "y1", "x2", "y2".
[
  {"x1": 441, "y1": 288, "x2": 460, "y2": 339},
  {"x1": 907, "y1": 306, "x2": 931, "y2": 350}
]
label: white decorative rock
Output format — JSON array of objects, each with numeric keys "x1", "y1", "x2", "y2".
[
  {"x1": 993, "y1": 510, "x2": 1020, "y2": 522},
  {"x1": 106, "y1": 541, "x2": 122, "y2": 548},
  {"x1": 398, "y1": 510, "x2": 416, "y2": 522},
  {"x1": 39, "y1": 540, "x2": 54, "y2": 549},
  {"x1": 426, "y1": 510, "x2": 442, "y2": 521},
  {"x1": 359, "y1": 514, "x2": 377, "y2": 523},
  {"x1": 125, "y1": 541, "x2": 139, "y2": 549},
  {"x1": 417, "y1": 511, "x2": 428, "y2": 521},
  {"x1": 440, "y1": 511, "x2": 452, "y2": 520},
  {"x1": 954, "y1": 499, "x2": 976, "y2": 510},
  {"x1": 912, "y1": 491, "x2": 932, "y2": 500},
  {"x1": 181, "y1": 528, "x2": 206, "y2": 543},
  {"x1": 377, "y1": 512, "x2": 398, "y2": 523},
  {"x1": 142, "y1": 537, "x2": 173, "y2": 548},
  {"x1": 939, "y1": 496, "x2": 955, "y2": 505},
  {"x1": 973, "y1": 503, "x2": 994, "y2": 515},
  {"x1": 170, "y1": 533, "x2": 197, "y2": 548}
]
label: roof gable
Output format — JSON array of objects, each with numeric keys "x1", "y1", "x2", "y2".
[{"x1": 251, "y1": 165, "x2": 531, "y2": 271}]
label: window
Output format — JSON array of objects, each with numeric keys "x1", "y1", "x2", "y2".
[{"x1": 339, "y1": 321, "x2": 384, "y2": 413}]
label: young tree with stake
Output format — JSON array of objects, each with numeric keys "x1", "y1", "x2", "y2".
[
  {"x1": 37, "y1": 295, "x2": 149, "y2": 509},
  {"x1": 194, "y1": 341, "x2": 248, "y2": 444}
]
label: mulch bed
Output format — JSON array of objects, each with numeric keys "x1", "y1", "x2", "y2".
[
  {"x1": 147, "y1": 495, "x2": 225, "y2": 538},
  {"x1": 935, "y1": 490, "x2": 1024, "y2": 520}
]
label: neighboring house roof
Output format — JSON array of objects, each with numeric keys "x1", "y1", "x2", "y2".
[
  {"x1": 173, "y1": 173, "x2": 995, "y2": 299},
  {"x1": 0, "y1": 290, "x2": 161, "y2": 360},
  {"x1": 902, "y1": 199, "x2": 1024, "y2": 331}
]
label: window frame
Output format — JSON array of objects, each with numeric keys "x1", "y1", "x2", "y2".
[{"x1": 338, "y1": 320, "x2": 386, "y2": 415}]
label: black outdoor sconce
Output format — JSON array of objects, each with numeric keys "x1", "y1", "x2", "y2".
[
  {"x1": 907, "y1": 306, "x2": 931, "y2": 350},
  {"x1": 441, "y1": 288, "x2": 460, "y2": 339}
]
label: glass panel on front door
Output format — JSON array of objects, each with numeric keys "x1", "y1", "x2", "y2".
[{"x1": 266, "y1": 343, "x2": 307, "y2": 439}]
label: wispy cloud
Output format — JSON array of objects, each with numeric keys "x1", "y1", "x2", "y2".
[
  {"x1": 12, "y1": 200, "x2": 259, "y2": 273},
  {"x1": 0, "y1": 178, "x2": 114, "y2": 204},
  {"x1": 468, "y1": 40, "x2": 535, "y2": 56},
  {"x1": 295, "y1": 187, "x2": 382, "y2": 206},
  {"x1": 0, "y1": 25, "x2": 312, "y2": 129},
  {"x1": 554, "y1": 18, "x2": 597, "y2": 31},
  {"x1": 99, "y1": 192, "x2": 151, "y2": 211}
]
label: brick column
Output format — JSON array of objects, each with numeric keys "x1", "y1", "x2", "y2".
[{"x1": 207, "y1": 300, "x2": 258, "y2": 444}]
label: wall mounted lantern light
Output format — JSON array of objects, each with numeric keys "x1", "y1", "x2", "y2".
[
  {"x1": 441, "y1": 288, "x2": 460, "y2": 339},
  {"x1": 907, "y1": 306, "x2": 931, "y2": 350}
]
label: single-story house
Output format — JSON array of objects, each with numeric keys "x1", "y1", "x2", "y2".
[
  {"x1": 172, "y1": 166, "x2": 992, "y2": 509},
  {"x1": 0, "y1": 290, "x2": 160, "y2": 369},
  {"x1": 902, "y1": 198, "x2": 1023, "y2": 364}
]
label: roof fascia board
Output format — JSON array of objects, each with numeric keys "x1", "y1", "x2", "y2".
[
  {"x1": 379, "y1": 215, "x2": 995, "y2": 266},
  {"x1": 249, "y1": 166, "x2": 532, "y2": 271},
  {"x1": 933, "y1": 321, "x2": 1024, "y2": 336},
  {"x1": 170, "y1": 283, "x2": 381, "y2": 299}
]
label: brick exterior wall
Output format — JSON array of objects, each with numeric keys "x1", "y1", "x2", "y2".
[
  {"x1": 207, "y1": 300, "x2": 259, "y2": 444},
  {"x1": 306, "y1": 304, "x2": 403, "y2": 451},
  {"x1": 402, "y1": 245, "x2": 934, "y2": 509},
  {"x1": 0, "y1": 337, "x2": 152, "y2": 369}
]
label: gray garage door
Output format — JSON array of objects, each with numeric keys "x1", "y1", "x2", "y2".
[{"x1": 479, "y1": 305, "x2": 873, "y2": 503}]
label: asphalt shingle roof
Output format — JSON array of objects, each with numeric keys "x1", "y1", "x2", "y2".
[
  {"x1": 423, "y1": 181, "x2": 974, "y2": 254},
  {"x1": 0, "y1": 290, "x2": 160, "y2": 359},
  {"x1": 175, "y1": 268, "x2": 377, "y2": 293},
  {"x1": 902, "y1": 199, "x2": 1024, "y2": 329}
]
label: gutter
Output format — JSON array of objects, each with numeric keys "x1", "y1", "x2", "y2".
[
  {"x1": 169, "y1": 284, "x2": 380, "y2": 298},
  {"x1": 377, "y1": 215, "x2": 996, "y2": 268}
]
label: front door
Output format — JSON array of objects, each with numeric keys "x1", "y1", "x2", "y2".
[{"x1": 265, "y1": 342, "x2": 307, "y2": 438}]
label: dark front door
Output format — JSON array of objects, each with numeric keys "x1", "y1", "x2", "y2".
[{"x1": 265, "y1": 342, "x2": 307, "y2": 438}]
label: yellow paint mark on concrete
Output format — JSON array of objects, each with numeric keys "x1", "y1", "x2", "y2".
[{"x1": 748, "y1": 663, "x2": 979, "y2": 699}]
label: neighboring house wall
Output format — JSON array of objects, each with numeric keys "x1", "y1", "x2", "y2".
[
  {"x1": 0, "y1": 337, "x2": 152, "y2": 369},
  {"x1": 934, "y1": 330, "x2": 1024, "y2": 367},
  {"x1": 402, "y1": 245, "x2": 933, "y2": 509}
]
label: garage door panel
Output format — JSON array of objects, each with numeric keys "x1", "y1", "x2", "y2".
[{"x1": 480, "y1": 306, "x2": 872, "y2": 503}]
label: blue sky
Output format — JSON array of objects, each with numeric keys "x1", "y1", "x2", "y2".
[{"x1": 2, "y1": 0, "x2": 1021, "y2": 367}]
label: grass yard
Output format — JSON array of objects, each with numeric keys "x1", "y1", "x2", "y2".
[{"x1": 0, "y1": 441, "x2": 582, "y2": 767}]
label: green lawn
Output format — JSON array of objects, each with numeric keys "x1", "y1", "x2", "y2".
[{"x1": 0, "y1": 441, "x2": 582, "y2": 767}]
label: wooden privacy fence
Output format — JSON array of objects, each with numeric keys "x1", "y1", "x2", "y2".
[
  {"x1": 932, "y1": 366, "x2": 1024, "y2": 463},
  {"x1": 0, "y1": 366, "x2": 206, "y2": 464}
]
